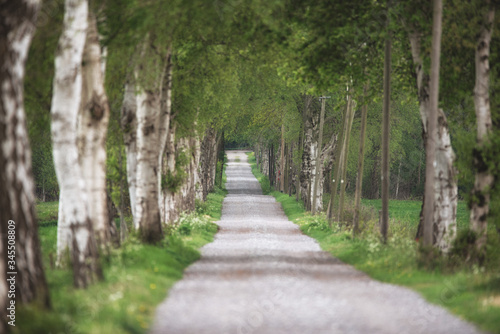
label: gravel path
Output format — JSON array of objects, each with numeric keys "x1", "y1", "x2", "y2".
[{"x1": 150, "y1": 150, "x2": 482, "y2": 334}]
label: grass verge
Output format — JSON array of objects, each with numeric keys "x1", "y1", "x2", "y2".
[
  {"x1": 246, "y1": 151, "x2": 500, "y2": 334},
  {"x1": 19, "y1": 178, "x2": 226, "y2": 333}
]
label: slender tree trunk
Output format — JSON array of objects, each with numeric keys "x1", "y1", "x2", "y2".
[
  {"x1": 409, "y1": 29, "x2": 457, "y2": 252},
  {"x1": 312, "y1": 97, "x2": 326, "y2": 214},
  {"x1": 121, "y1": 82, "x2": 138, "y2": 221},
  {"x1": 118, "y1": 146, "x2": 128, "y2": 242},
  {"x1": 423, "y1": 0, "x2": 443, "y2": 247},
  {"x1": 471, "y1": 3, "x2": 495, "y2": 251},
  {"x1": 300, "y1": 96, "x2": 314, "y2": 208},
  {"x1": 328, "y1": 100, "x2": 349, "y2": 224},
  {"x1": 381, "y1": 11, "x2": 391, "y2": 242},
  {"x1": 135, "y1": 85, "x2": 163, "y2": 243},
  {"x1": 280, "y1": 124, "x2": 285, "y2": 192},
  {"x1": 78, "y1": 12, "x2": 114, "y2": 249},
  {"x1": 353, "y1": 86, "x2": 369, "y2": 236},
  {"x1": 395, "y1": 159, "x2": 402, "y2": 199},
  {"x1": 51, "y1": 0, "x2": 102, "y2": 287},
  {"x1": 339, "y1": 94, "x2": 355, "y2": 223},
  {"x1": 0, "y1": 1, "x2": 51, "y2": 325}
]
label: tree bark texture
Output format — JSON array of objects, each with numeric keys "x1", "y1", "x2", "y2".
[
  {"x1": 381, "y1": 14, "x2": 391, "y2": 242},
  {"x1": 470, "y1": 3, "x2": 495, "y2": 251},
  {"x1": 409, "y1": 26, "x2": 457, "y2": 253},
  {"x1": 0, "y1": 0, "x2": 51, "y2": 318},
  {"x1": 78, "y1": 12, "x2": 116, "y2": 249},
  {"x1": 353, "y1": 87, "x2": 369, "y2": 236},
  {"x1": 51, "y1": 0, "x2": 102, "y2": 287}
]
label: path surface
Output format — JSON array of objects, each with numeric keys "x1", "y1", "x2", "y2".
[{"x1": 150, "y1": 151, "x2": 481, "y2": 334}]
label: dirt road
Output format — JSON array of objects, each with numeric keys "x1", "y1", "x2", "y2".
[{"x1": 150, "y1": 150, "x2": 481, "y2": 334}]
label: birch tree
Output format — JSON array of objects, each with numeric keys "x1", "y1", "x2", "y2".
[
  {"x1": 406, "y1": 4, "x2": 458, "y2": 252},
  {"x1": 78, "y1": 12, "x2": 117, "y2": 249},
  {"x1": 51, "y1": 0, "x2": 102, "y2": 286},
  {"x1": 0, "y1": 0, "x2": 51, "y2": 323},
  {"x1": 470, "y1": 2, "x2": 495, "y2": 251}
]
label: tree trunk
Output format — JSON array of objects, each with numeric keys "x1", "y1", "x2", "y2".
[
  {"x1": 470, "y1": 3, "x2": 495, "y2": 252},
  {"x1": 300, "y1": 97, "x2": 314, "y2": 209},
  {"x1": 78, "y1": 12, "x2": 115, "y2": 249},
  {"x1": 381, "y1": 12, "x2": 391, "y2": 242},
  {"x1": 409, "y1": 20, "x2": 457, "y2": 252},
  {"x1": 339, "y1": 94, "x2": 356, "y2": 223},
  {"x1": 312, "y1": 97, "x2": 326, "y2": 214},
  {"x1": 353, "y1": 86, "x2": 369, "y2": 236},
  {"x1": 121, "y1": 82, "x2": 138, "y2": 221},
  {"x1": 395, "y1": 159, "x2": 402, "y2": 199},
  {"x1": 51, "y1": 0, "x2": 102, "y2": 287},
  {"x1": 0, "y1": 0, "x2": 51, "y2": 324},
  {"x1": 328, "y1": 100, "x2": 349, "y2": 224},
  {"x1": 135, "y1": 85, "x2": 163, "y2": 243}
]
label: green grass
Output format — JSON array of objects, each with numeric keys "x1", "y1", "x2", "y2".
[
  {"x1": 247, "y1": 151, "x2": 500, "y2": 334},
  {"x1": 19, "y1": 178, "x2": 226, "y2": 333}
]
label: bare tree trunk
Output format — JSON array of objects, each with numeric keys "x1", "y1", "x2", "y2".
[
  {"x1": 300, "y1": 96, "x2": 314, "y2": 209},
  {"x1": 312, "y1": 97, "x2": 326, "y2": 214},
  {"x1": 423, "y1": 0, "x2": 442, "y2": 247},
  {"x1": 78, "y1": 12, "x2": 114, "y2": 249},
  {"x1": 353, "y1": 86, "x2": 369, "y2": 236},
  {"x1": 328, "y1": 100, "x2": 349, "y2": 224},
  {"x1": 121, "y1": 82, "x2": 138, "y2": 222},
  {"x1": 135, "y1": 85, "x2": 163, "y2": 243},
  {"x1": 408, "y1": 19, "x2": 457, "y2": 252},
  {"x1": 51, "y1": 0, "x2": 102, "y2": 287},
  {"x1": 0, "y1": 1, "x2": 51, "y2": 326},
  {"x1": 381, "y1": 12, "x2": 391, "y2": 242},
  {"x1": 395, "y1": 159, "x2": 402, "y2": 199},
  {"x1": 339, "y1": 94, "x2": 356, "y2": 223},
  {"x1": 471, "y1": 3, "x2": 495, "y2": 251},
  {"x1": 280, "y1": 124, "x2": 285, "y2": 192}
]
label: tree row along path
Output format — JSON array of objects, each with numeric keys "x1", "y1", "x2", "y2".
[{"x1": 150, "y1": 151, "x2": 481, "y2": 334}]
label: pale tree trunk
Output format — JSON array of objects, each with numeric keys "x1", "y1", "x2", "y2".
[
  {"x1": 121, "y1": 82, "x2": 138, "y2": 221},
  {"x1": 423, "y1": 0, "x2": 442, "y2": 247},
  {"x1": 339, "y1": 94, "x2": 356, "y2": 223},
  {"x1": 300, "y1": 98, "x2": 314, "y2": 210},
  {"x1": 0, "y1": 0, "x2": 50, "y2": 323},
  {"x1": 409, "y1": 26, "x2": 457, "y2": 253},
  {"x1": 134, "y1": 84, "x2": 162, "y2": 243},
  {"x1": 471, "y1": 3, "x2": 495, "y2": 251},
  {"x1": 312, "y1": 97, "x2": 326, "y2": 214},
  {"x1": 161, "y1": 124, "x2": 177, "y2": 224},
  {"x1": 262, "y1": 144, "x2": 269, "y2": 176},
  {"x1": 280, "y1": 124, "x2": 285, "y2": 192},
  {"x1": 353, "y1": 86, "x2": 369, "y2": 236},
  {"x1": 158, "y1": 46, "x2": 173, "y2": 209},
  {"x1": 78, "y1": 12, "x2": 115, "y2": 249},
  {"x1": 328, "y1": 101, "x2": 349, "y2": 224},
  {"x1": 51, "y1": 0, "x2": 102, "y2": 287}
]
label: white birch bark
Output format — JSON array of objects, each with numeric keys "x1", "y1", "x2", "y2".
[
  {"x1": 409, "y1": 30, "x2": 457, "y2": 252},
  {"x1": 51, "y1": 0, "x2": 102, "y2": 286},
  {"x1": 121, "y1": 82, "x2": 138, "y2": 222},
  {"x1": 0, "y1": 0, "x2": 50, "y2": 314},
  {"x1": 135, "y1": 85, "x2": 163, "y2": 242},
  {"x1": 471, "y1": 4, "x2": 495, "y2": 250},
  {"x1": 78, "y1": 12, "x2": 111, "y2": 248}
]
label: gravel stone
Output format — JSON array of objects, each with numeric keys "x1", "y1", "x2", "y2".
[{"x1": 150, "y1": 150, "x2": 483, "y2": 334}]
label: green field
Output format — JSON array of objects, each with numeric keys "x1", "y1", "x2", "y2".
[{"x1": 247, "y1": 152, "x2": 500, "y2": 334}]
